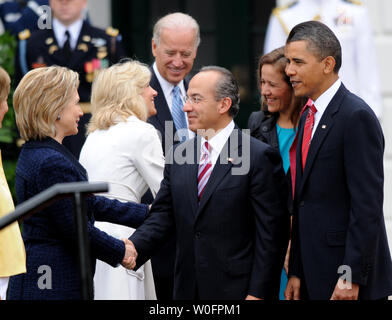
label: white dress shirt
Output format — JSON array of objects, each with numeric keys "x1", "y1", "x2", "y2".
[
  {"x1": 153, "y1": 62, "x2": 195, "y2": 139},
  {"x1": 53, "y1": 18, "x2": 83, "y2": 50},
  {"x1": 200, "y1": 120, "x2": 235, "y2": 171},
  {"x1": 311, "y1": 78, "x2": 341, "y2": 139}
]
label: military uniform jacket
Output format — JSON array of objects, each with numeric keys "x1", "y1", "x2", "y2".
[{"x1": 15, "y1": 21, "x2": 125, "y2": 103}]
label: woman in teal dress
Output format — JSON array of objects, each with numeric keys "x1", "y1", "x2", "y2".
[{"x1": 248, "y1": 46, "x2": 307, "y2": 300}]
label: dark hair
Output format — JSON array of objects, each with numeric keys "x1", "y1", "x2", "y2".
[
  {"x1": 257, "y1": 46, "x2": 306, "y2": 127},
  {"x1": 199, "y1": 65, "x2": 240, "y2": 118},
  {"x1": 286, "y1": 20, "x2": 342, "y2": 73}
]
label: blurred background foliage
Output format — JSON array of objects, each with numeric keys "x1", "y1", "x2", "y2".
[{"x1": 0, "y1": 31, "x2": 19, "y2": 201}]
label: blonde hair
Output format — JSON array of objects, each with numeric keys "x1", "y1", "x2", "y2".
[
  {"x1": 13, "y1": 66, "x2": 79, "y2": 141},
  {"x1": 87, "y1": 60, "x2": 151, "y2": 133},
  {"x1": 0, "y1": 67, "x2": 11, "y2": 101}
]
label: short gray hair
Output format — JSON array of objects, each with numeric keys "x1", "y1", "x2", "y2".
[
  {"x1": 286, "y1": 20, "x2": 342, "y2": 73},
  {"x1": 153, "y1": 12, "x2": 200, "y2": 48},
  {"x1": 200, "y1": 66, "x2": 240, "y2": 118}
]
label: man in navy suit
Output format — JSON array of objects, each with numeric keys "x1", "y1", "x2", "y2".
[
  {"x1": 145, "y1": 12, "x2": 200, "y2": 300},
  {"x1": 129, "y1": 66, "x2": 290, "y2": 299},
  {"x1": 148, "y1": 12, "x2": 199, "y2": 153},
  {"x1": 284, "y1": 21, "x2": 392, "y2": 300}
]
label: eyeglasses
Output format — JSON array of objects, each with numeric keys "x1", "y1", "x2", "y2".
[{"x1": 184, "y1": 95, "x2": 205, "y2": 105}]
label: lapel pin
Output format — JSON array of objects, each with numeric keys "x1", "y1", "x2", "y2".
[{"x1": 322, "y1": 124, "x2": 327, "y2": 129}]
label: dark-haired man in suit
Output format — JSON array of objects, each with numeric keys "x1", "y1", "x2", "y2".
[
  {"x1": 128, "y1": 66, "x2": 290, "y2": 300},
  {"x1": 284, "y1": 20, "x2": 392, "y2": 300}
]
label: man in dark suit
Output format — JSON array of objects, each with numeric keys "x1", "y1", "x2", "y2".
[
  {"x1": 128, "y1": 66, "x2": 290, "y2": 299},
  {"x1": 145, "y1": 12, "x2": 200, "y2": 300},
  {"x1": 284, "y1": 20, "x2": 392, "y2": 300},
  {"x1": 15, "y1": 0, "x2": 125, "y2": 158}
]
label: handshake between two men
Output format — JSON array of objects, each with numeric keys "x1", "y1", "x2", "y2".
[{"x1": 121, "y1": 238, "x2": 138, "y2": 270}]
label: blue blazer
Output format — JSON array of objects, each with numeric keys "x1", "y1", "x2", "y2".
[
  {"x1": 289, "y1": 84, "x2": 392, "y2": 299},
  {"x1": 7, "y1": 138, "x2": 148, "y2": 300},
  {"x1": 131, "y1": 128, "x2": 291, "y2": 299}
]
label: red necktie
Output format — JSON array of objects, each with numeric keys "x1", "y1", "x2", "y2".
[
  {"x1": 301, "y1": 103, "x2": 317, "y2": 170},
  {"x1": 197, "y1": 141, "x2": 212, "y2": 201},
  {"x1": 289, "y1": 99, "x2": 315, "y2": 198}
]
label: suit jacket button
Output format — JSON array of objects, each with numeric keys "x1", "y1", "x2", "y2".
[
  {"x1": 195, "y1": 232, "x2": 201, "y2": 239},
  {"x1": 262, "y1": 126, "x2": 268, "y2": 132}
]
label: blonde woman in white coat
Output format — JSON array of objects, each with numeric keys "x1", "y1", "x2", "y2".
[{"x1": 80, "y1": 60, "x2": 164, "y2": 300}]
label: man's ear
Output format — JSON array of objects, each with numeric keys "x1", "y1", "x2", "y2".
[
  {"x1": 151, "y1": 39, "x2": 158, "y2": 58},
  {"x1": 219, "y1": 97, "x2": 232, "y2": 114},
  {"x1": 323, "y1": 56, "x2": 336, "y2": 74}
]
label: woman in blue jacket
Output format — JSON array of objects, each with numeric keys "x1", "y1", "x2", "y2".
[{"x1": 7, "y1": 66, "x2": 148, "y2": 300}]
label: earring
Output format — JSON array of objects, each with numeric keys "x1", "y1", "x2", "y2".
[{"x1": 57, "y1": 115, "x2": 61, "y2": 120}]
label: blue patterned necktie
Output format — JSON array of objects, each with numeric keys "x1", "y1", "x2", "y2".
[{"x1": 171, "y1": 86, "x2": 188, "y2": 142}]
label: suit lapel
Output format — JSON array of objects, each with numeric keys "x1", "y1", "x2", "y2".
[
  {"x1": 297, "y1": 84, "x2": 346, "y2": 196},
  {"x1": 294, "y1": 112, "x2": 306, "y2": 199},
  {"x1": 185, "y1": 137, "x2": 201, "y2": 215},
  {"x1": 150, "y1": 69, "x2": 174, "y2": 132},
  {"x1": 195, "y1": 128, "x2": 241, "y2": 220}
]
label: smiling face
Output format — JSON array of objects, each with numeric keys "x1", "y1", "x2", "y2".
[
  {"x1": 284, "y1": 40, "x2": 329, "y2": 101},
  {"x1": 152, "y1": 27, "x2": 197, "y2": 85},
  {"x1": 141, "y1": 85, "x2": 158, "y2": 117},
  {"x1": 183, "y1": 71, "x2": 231, "y2": 136},
  {"x1": 54, "y1": 89, "x2": 83, "y2": 142},
  {"x1": 261, "y1": 64, "x2": 292, "y2": 114}
]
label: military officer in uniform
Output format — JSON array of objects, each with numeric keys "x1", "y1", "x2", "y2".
[
  {"x1": 15, "y1": 0, "x2": 125, "y2": 158},
  {"x1": 263, "y1": 0, "x2": 383, "y2": 119},
  {"x1": 0, "y1": 0, "x2": 48, "y2": 36}
]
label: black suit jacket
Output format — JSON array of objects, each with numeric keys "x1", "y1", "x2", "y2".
[
  {"x1": 248, "y1": 111, "x2": 279, "y2": 150},
  {"x1": 289, "y1": 83, "x2": 392, "y2": 299},
  {"x1": 131, "y1": 128, "x2": 290, "y2": 299}
]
